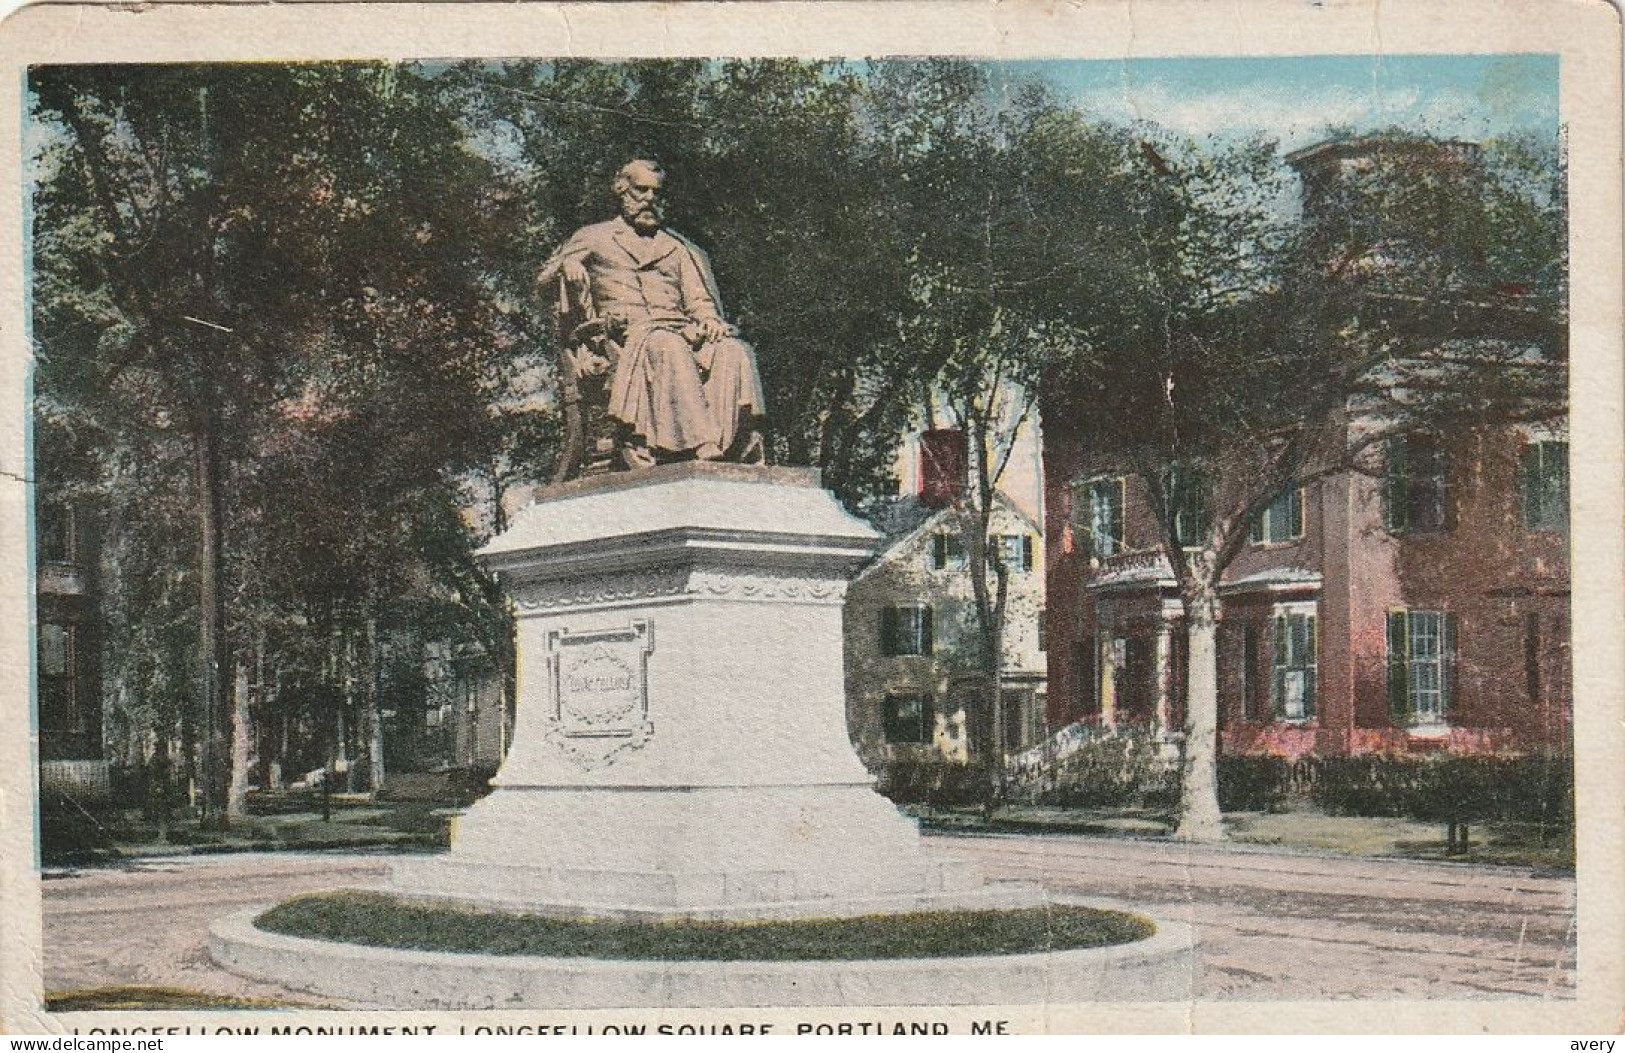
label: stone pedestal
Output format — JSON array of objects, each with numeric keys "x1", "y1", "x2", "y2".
[{"x1": 391, "y1": 463, "x2": 1039, "y2": 920}]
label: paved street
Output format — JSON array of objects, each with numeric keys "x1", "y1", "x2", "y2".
[
  {"x1": 43, "y1": 853, "x2": 392, "y2": 1007},
  {"x1": 39, "y1": 834, "x2": 1574, "y2": 1005},
  {"x1": 944, "y1": 832, "x2": 1576, "y2": 1000}
]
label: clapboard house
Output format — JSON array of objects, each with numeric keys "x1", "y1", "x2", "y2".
[{"x1": 844, "y1": 430, "x2": 1049, "y2": 778}]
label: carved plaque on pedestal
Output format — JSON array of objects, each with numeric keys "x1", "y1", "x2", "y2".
[{"x1": 543, "y1": 620, "x2": 655, "y2": 770}]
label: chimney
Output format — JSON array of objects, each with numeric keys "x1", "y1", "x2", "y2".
[{"x1": 917, "y1": 428, "x2": 965, "y2": 509}]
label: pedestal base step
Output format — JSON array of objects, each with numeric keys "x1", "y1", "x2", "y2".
[{"x1": 388, "y1": 855, "x2": 1044, "y2": 921}]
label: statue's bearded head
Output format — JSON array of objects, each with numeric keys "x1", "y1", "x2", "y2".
[{"x1": 614, "y1": 159, "x2": 666, "y2": 234}]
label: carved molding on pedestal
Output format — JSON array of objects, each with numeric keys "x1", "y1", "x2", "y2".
[
  {"x1": 514, "y1": 567, "x2": 690, "y2": 613},
  {"x1": 687, "y1": 569, "x2": 847, "y2": 605},
  {"x1": 514, "y1": 567, "x2": 848, "y2": 614}
]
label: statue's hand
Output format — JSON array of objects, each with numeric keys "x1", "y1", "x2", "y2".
[
  {"x1": 561, "y1": 258, "x2": 590, "y2": 289},
  {"x1": 695, "y1": 317, "x2": 736, "y2": 344}
]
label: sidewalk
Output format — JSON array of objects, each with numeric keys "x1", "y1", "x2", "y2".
[
  {"x1": 41, "y1": 795, "x2": 454, "y2": 869},
  {"x1": 907, "y1": 805, "x2": 1574, "y2": 871}
]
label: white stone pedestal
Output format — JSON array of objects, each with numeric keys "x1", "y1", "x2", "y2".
[{"x1": 390, "y1": 463, "x2": 1040, "y2": 920}]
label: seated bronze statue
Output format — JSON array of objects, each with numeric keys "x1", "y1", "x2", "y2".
[{"x1": 541, "y1": 158, "x2": 767, "y2": 482}]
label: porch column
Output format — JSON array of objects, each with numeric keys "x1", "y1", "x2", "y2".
[
  {"x1": 1099, "y1": 636, "x2": 1117, "y2": 729},
  {"x1": 1153, "y1": 619, "x2": 1173, "y2": 737}
]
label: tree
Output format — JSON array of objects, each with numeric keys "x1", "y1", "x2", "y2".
[
  {"x1": 887, "y1": 83, "x2": 1198, "y2": 790},
  {"x1": 31, "y1": 63, "x2": 537, "y2": 818},
  {"x1": 1047, "y1": 131, "x2": 1567, "y2": 839},
  {"x1": 34, "y1": 57, "x2": 1022, "y2": 814},
  {"x1": 443, "y1": 58, "x2": 938, "y2": 509},
  {"x1": 33, "y1": 65, "x2": 282, "y2": 823}
]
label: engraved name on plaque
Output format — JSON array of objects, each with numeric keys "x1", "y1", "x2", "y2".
[{"x1": 542, "y1": 620, "x2": 655, "y2": 770}]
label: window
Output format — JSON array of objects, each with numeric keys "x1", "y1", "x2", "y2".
[
  {"x1": 38, "y1": 623, "x2": 72, "y2": 678},
  {"x1": 1250, "y1": 486, "x2": 1305, "y2": 544},
  {"x1": 1236, "y1": 623, "x2": 1260, "y2": 722},
  {"x1": 1387, "y1": 609, "x2": 1458, "y2": 726},
  {"x1": 1076, "y1": 478, "x2": 1125, "y2": 559},
  {"x1": 1523, "y1": 612, "x2": 1541, "y2": 706},
  {"x1": 1520, "y1": 440, "x2": 1569, "y2": 532},
  {"x1": 1164, "y1": 465, "x2": 1212, "y2": 549},
  {"x1": 1270, "y1": 610, "x2": 1317, "y2": 721},
  {"x1": 880, "y1": 604, "x2": 933, "y2": 656},
  {"x1": 1384, "y1": 434, "x2": 1453, "y2": 534},
  {"x1": 993, "y1": 533, "x2": 1035, "y2": 573},
  {"x1": 37, "y1": 503, "x2": 76, "y2": 564},
  {"x1": 883, "y1": 693, "x2": 933, "y2": 744},
  {"x1": 1003, "y1": 691, "x2": 1033, "y2": 752},
  {"x1": 37, "y1": 623, "x2": 77, "y2": 732},
  {"x1": 1075, "y1": 637, "x2": 1096, "y2": 715},
  {"x1": 929, "y1": 531, "x2": 965, "y2": 570}
]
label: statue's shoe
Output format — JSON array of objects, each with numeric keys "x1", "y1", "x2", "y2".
[
  {"x1": 618, "y1": 442, "x2": 657, "y2": 470},
  {"x1": 736, "y1": 431, "x2": 766, "y2": 465}
]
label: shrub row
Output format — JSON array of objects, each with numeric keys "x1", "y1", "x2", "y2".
[
  {"x1": 875, "y1": 760, "x2": 993, "y2": 808},
  {"x1": 1155, "y1": 752, "x2": 1573, "y2": 827},
  {"x1": 1216, "y1": 756, "x2": 1292, "y2": 813},
  {"x1": 875, "y1": 729, "x2": 1184, "y2": 811},
  {"x1": 106, "y1": 761, "x2": 193, "y2": 820},
  {"x1": 880, "y1": 748, "x2": 1573, "y2": 832},
  {"x1": 1307, "y1": 754, "x2": 1574, "y2": 825}
]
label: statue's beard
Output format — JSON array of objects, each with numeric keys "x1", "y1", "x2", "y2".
[{"x1": 628, "y1": 206, "x2": 661, "y2": 232}]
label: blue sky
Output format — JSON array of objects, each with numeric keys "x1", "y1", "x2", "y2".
[
  {"x1": 987, "y1": 54, "x2": 1559, "y2": 151},
  {"x1": 25, "y1": 54, "x2": 1560, "y2": 184}
]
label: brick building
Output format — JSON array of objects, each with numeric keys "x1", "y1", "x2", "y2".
[
  {"x1": 1041, "y1": 138, "x2": 1570, "y2": 761},
  {"x1": 35, "y1": 499, "x2": 110, "y2": 801}
]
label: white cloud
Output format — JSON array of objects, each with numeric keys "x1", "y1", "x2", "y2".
[{"x1": 1070, "y1": 79, "x2": 1503, "y2": 149}]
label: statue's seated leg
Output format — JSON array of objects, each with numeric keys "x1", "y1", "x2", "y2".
[
  {"x1": 701, "y1": 337, "x2": 767, "y2": 459},
  {"x1": 637, "y1": 330, "x2": 721, "y2": 458}
]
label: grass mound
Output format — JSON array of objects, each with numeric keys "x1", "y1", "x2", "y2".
[
  {"x1": 257, "y1": 891, "x2": 1153, "y2": 961},
  {"x1": 46, "y1": 986, "x2": 307, "y2": 1012}
]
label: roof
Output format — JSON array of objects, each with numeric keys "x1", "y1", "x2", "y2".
[
  {"x1": 1218, "y1": 567, "x2": 1324, "y2": 596},
  {"x1": 1081, "y1": 557, "x2": 1325, "y2": 596},
  {"x1": 1284, "y1": 135, "x2": 1481, "y2": 171},
  {"x1": 853, "y1": 491, "x2": 1044, "y2": 585},
  {"x1": 864, "y1": 495, "x2": 940, "y2": 546},
  {"x1": 1085, "y1": 553, "x2": 1177, "y2": 594}
]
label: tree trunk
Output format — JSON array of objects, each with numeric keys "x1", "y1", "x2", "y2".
[
  {"x1": 362, "y1": 610, "x2": 385, "y2": 793},
  {"x1": 988, "y1": 611, "x2": 1007, "y2": 805},
  {"x1": 964, "y1": 523, "x2": 999, "y2": 763},
  {"x1": 960, "y1": 414, "x2": 1013, "y2": 806},
  {"x1": 149, "y1": 729, "x2": 173, "y2": 828},
  {"x1": 271, "y1": 669, "x2": 288, "y2": 790},
  {"x1": 1175, "y1": 586, "x2": 1226, "y2": 841},
  {"x1": 194, "y1": 405, "x2": 233, "y2": 827},
  {"x1": 227, "y1": 660, "x2": 253, "y2": 819},
  {"x1": 323, "y1": 616, "x2": 347, "y2": 790},
  {"x1": 490, "y1": 459, "x2": 510, "y2": 538},
  {"x1": 334, "y1": 708, "x2": 349, "y2": 793},
  {"x1": 180, "y1": 703, "x2": 199, "y2": 813}
]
